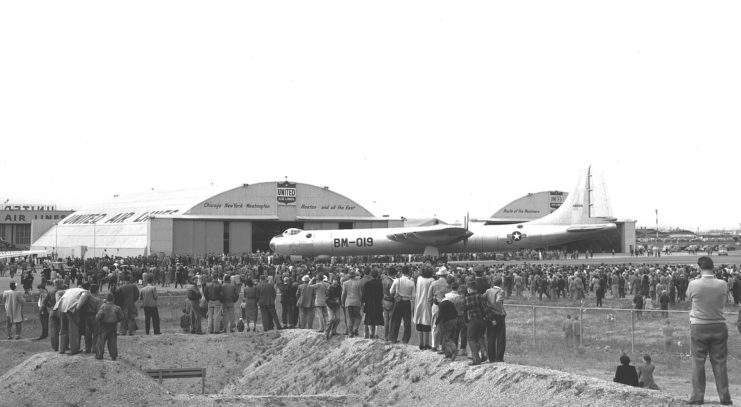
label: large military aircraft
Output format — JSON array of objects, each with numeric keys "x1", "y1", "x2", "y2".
[
  {"x1": 0, "y1": 249, "x2": 49, "y2": 260},
  {"x1": 270, "y1": 167, "x2": 617, "y2": 258}
]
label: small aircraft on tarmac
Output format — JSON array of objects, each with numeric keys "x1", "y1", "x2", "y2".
[{"x1": 270, "y1": 167, "x2": 617, "y2": 259}]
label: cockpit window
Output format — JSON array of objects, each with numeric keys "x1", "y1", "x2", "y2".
[{"x1": 283, "y1": 228, "x2": 303, "y2": 236}]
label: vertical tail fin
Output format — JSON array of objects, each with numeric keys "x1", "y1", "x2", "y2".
[{"x1": 531, "y1": 166, "x2": 606, "y2": 225}]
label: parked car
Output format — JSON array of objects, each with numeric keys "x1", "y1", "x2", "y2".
[{"x1": 718, "y1": 246, "x2": 728, "y2": 256}]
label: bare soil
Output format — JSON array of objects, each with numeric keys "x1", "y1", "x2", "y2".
[{"x1": 0, "y1": 330, "x2": 693, "y2": 407}]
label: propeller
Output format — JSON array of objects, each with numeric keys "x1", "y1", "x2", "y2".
[{"x1": 463, "y1": 211, "x2": 472, "y2": 246}]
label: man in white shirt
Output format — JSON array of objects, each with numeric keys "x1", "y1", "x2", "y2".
[
  {"x1": 54, "y1": 287, "x2": 89, "y2": 355},
  {"x1": 3, "y1": 282, "x2": 25, "y2": 340},
  {"x1": 686, "y1": 256, "x2": 731, "y2": 405},
  {"x1": 389, "y1": 266, "x2": 415, "y2": 344}
]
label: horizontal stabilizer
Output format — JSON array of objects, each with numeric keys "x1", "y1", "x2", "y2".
[
  {"x1": 566, "y1": 224, "x2": 616, "y2": 232},
  {"x1": 387, "y1": 226, "x2": 473, "y2": 246}
]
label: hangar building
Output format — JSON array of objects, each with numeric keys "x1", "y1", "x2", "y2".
[
  {"x1": 482, "y1": 191, "x2": 568, "y2": 225},
  {"x1": 1, "y1": 204, "x2": 74, "y2": 250},
  {"x1": 32, "y1": 182, "x2": 402, "y2": 258}
]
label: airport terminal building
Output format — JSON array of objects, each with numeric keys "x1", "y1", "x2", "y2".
[
  {"x1": 32, "y1": 182, "x2": 402, "y2": 258},
  {"x1": 1, "y1": 204, "x2": 74, "y2": 250}
]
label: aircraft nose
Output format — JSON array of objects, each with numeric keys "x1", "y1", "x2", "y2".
[{"x1": 269, "y1": 237, "x2": 276, "y2": 253}]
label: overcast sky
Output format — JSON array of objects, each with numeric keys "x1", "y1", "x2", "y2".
[{"x1": 1, "y1": 1, "x2": 739, "y2": 231}]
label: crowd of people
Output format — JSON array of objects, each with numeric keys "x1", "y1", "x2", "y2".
[
  {"x1": 3, "y1": 253, "x2": 741, "y2": 402},
  {"x1": 3, "y1": 254, "x2": 514, "y2": 366}
]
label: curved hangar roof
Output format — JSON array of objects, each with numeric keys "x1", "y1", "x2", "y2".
[
  {"x1": 484, "y1": 191, "x2": 568, "y2": 224},
  {"x1": 33, "y1": 182, "x2": 374, "y2": 254}
]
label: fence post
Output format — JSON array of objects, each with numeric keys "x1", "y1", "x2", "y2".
[
  {"x1": 579, "y1": 307, "x2": 583, "y2": 347},
  {"x1": 631, "y1": 309, "x2": 635, "y2": 353},
  {"x1": 688, "y1": 318, "x2": 692, "y2": 355},
  {"x1": 532, "y1": 305, "x2": 536, "y2": 346}
]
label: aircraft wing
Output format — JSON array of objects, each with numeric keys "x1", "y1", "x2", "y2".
[
  {"x1": 387, "y1": 226, "x2": 473, "y2": 246},
  {"x1": 566, "y1": 224, "x2": 615, "y2": 232},
  {"x1": 0, "y1": 249, "x2": 50, "y2": 259}
]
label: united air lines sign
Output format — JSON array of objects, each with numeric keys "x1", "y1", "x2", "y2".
[
  {"x1": 1, "y1": 204, "x2": 74, "y2": 224},
  {"x1": 277, "y1": 182, "x2": 297, "y2": 204}
]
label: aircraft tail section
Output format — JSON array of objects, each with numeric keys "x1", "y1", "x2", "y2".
[{"x1": 530, "y1": 166, "x2": 615, "y2": 226}]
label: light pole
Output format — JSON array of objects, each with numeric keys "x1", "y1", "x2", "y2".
[{"x1": 655, "y1": 209, "x2": 659, "y2": 241}]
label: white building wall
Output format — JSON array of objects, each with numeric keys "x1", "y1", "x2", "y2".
[
  {"x1": 148, "y1": 218, "x2": 174, "y2": 256},
  {"x1": 620, "y1": 220, "x2": 637, "y2": 253}
]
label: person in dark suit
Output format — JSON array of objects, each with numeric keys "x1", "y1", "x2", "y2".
[
  {"x1": 361, "y1": 269, "x2": 384, "y2": 339},
  {"x1": 256, "y1": 275, "x2": 282, "y2": 331},
  {"x1": 116, "y1": 275, "x2": 139, "y2": 335},
  {"x1": 613, "y1": 354, "x2": 639, "y2": 387}
]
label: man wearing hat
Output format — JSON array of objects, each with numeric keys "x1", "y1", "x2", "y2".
[
  {"x1": 473, "y1": 265, "x2": 490, "y2": 295},
  {"x1": 429, "y1": 266, "x2": 451, "y2": 352}
]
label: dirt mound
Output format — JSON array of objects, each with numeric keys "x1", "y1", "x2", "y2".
[
  {"x1": 120, "y1": 331, "x2": 281, "y2": 394},
  {"x1": 0, "y1": 331, "x2": 689, "y2": 406},
  {"x1": 0, "y1": 352, "x2": 176, "y2": 407},
  {"x1": 223, "y1": 330, "x2": 687, "y2": 407},
  {"x1": 171, "y1": 394, "x2": 359, "y2": 406}
]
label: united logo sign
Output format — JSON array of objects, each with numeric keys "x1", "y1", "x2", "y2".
[
  {"x1": 277, "y1": 182, "x2": 297, "y2": 204},
  {"x1": 549, "y1": 191, "x2": 565, "y2": 210}
]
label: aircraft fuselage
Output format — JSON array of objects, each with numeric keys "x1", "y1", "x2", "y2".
[{"x1": 271, "y1": 223, "x2": 615, "y2": 257}]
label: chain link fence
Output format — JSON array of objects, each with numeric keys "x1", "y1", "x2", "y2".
[{"x1": 506, "y1": 303, "x2": 741, "y2": 357}]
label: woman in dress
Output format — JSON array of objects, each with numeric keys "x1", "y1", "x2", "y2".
[
  {"x1": 637, "y1": 354, "x2": 660, "y2": 389},
  {"x1": 242, "y1": 279, "x2": 259, "y2": 332},
  {"x1": 361, "y1": 269, "x2": 384, "y2": 339},
  {"x1": 643, "y1": 293, "x2": 655, "y2": 318},
  {"x1": 413, "y1": 266, "x2": 435, "y2": 350}
]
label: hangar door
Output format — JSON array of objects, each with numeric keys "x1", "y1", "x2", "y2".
[
  {"x1": 173, "y1": 220, "x2": 224, "y2": 256},
  {"x1": 251, "y1": 221, "x2": 303, "y2": 253}
]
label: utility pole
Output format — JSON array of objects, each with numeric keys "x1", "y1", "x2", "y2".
[{"x1": 655, "y1": 209, "x2": 659, "y2": 240}]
